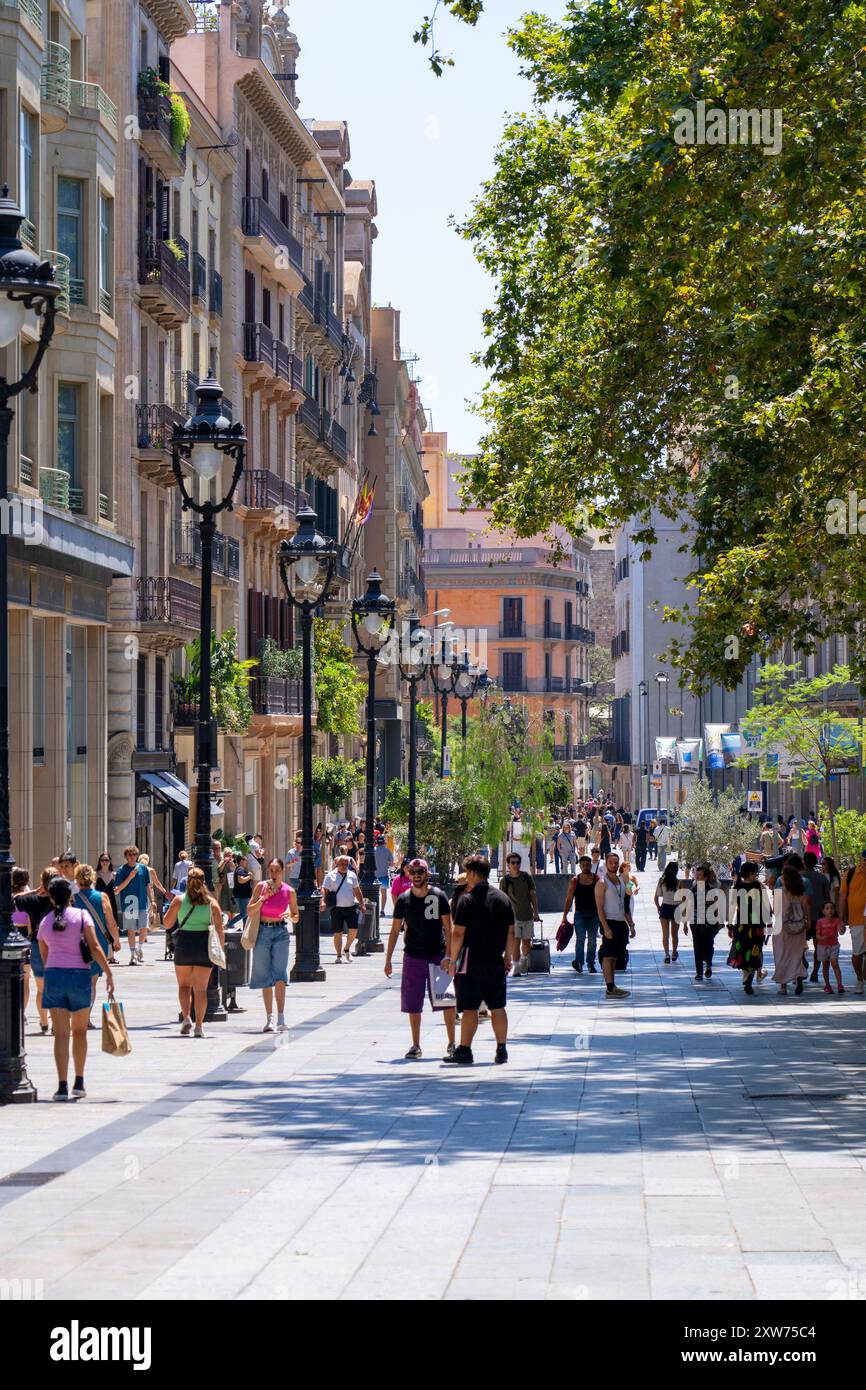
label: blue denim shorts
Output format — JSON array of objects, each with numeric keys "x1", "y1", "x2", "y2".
[
  {"x1": 249, "y1": 923, "x2": 291, "y2": 989},
  {"x1": 43, "y1": 967, "x2": 92, "y2": 1012},
  {"x1": 29, "y1": 940, "x2": 45, "y2": 978}
]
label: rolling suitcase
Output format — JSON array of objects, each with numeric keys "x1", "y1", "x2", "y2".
[{"x1": 528, "y1": 935, "x2": 552, "y2": 973}]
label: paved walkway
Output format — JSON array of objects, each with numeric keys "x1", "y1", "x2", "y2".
[{"x1": 3, "y1": 871, "x2": 866, "y2": 1301}]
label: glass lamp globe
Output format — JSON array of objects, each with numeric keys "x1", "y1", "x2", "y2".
[
  {"x1": 0, "y1": 294, "x2": 27, "y2": 348},
  {"x1": 190, "y1": 441, "x2": 223, "y2": 481},
  {"x1": 296, "y1": 554, "x2": 321, "y2": 586},
  {"x1": 362, "y1": 610, "x2": 385, "y2": 636}
]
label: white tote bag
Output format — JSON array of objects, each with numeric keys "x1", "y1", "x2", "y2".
[
  {"x1": 428, "y1": 962, "x2": 456, "y2": 1010},
  {"x1": 208, "y1": 923, "x2": 226, "y2": 969}
]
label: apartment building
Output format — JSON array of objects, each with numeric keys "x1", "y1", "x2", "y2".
[
  {"x1": 422, "y1": 434, "x2": 594, "y2": 794},
  {"x1": 3, "y1": 0, "x2": 131, "y2": 869},
  {"x1": 363, "y1": 306, "x2": 429, "y2": 796}
]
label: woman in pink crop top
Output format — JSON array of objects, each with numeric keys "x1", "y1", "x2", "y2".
[{"x1": 248, "y1": 859, "x2": 299, "y2": 1033}]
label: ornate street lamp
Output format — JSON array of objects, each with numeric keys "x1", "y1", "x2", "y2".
[
  {"x1": 0, "y1": 188, "x2": 61, "y2": 1104},
  {"x1": 430, "y1": 635, "x2": 459, "y2": 778},
  {"x1": 279, "y1": 507, "x2": 338, "y2": 981},
  {"x1": 351, "y1": 571, "x2": 395, "y2": 946},
  {"x1": 397, "y1": 612, "x2": 430, "y2": 859},
  {"x1": 171, "y1": 374, "x2": 245, "y2": 1023},
  {"x1": 453, "y1": 648, "x2": 482, "y2": 740}
]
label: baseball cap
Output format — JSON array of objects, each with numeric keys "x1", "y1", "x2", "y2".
[{"x1": 408, "y1": 858, "x2": 429, "y2": 872}]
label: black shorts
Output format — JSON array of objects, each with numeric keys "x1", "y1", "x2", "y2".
[
  {"x1": 330, "y1": 905, "x2": 356, "y2": 932},
  {"x1": 172, "y1": 929, "x2": 212, "y2": 968},
  {"x1": 598, "y1": 919, "x2": 629, "y2": 971},
  {"x1": 456, "y1": 957, "x2": 507, "y2": 1012}
]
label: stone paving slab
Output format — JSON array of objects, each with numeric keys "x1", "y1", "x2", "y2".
[{"x1": 5, "y1": 875, "x2": 866, "y2": 1299}]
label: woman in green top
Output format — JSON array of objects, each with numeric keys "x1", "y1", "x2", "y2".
[{"x1": 163, "y1": 867, "x2": 224, "y2": 1038}]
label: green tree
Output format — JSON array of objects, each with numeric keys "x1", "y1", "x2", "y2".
[
  {"x1": 671, "y1": 780, "x2": 755, "y2": 872},
  {"x1": 173, "y1": 629, "x2": 255, "y2": 735},
  {"x1": 414, "y1": 1, "x2": 485, "y2": 74},
  {"x1": 452, "y1": 696, "x2": 560, "y2": 849},
  {"x1": 313, "y1": 619, "x2": 366, "y2": 735},
  {"x1": 740, "y1": 664, "x2": 864, "y2": 861},
  {"x1": 818, "y1": 804, "x2": 866, "y2": 870},
  {"x1": 295, "y1": 755, "x2": 365, "y2": 813},
  {"x1": 455, "y1": 1, "x2": 866, "y2": 691},
  {"x1": 380, "y1": 778, "x2": 411, "y2": 827},
  {"x1": 414, "y1": 777, "x2": 486, "y2": 883}
]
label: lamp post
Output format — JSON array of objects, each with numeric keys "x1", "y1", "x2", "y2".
[
  {"x1": 171, "y1": 375, "x2": 246, "y2": 1024},
  {"x1": 430, "y1": 633, "x2": 458, "y2": 778},
  {"x1": 351, "y1": 571, "x2": 395, "y2": 949},
  {"x1": 638, "y1": 678, "x2": 649, "y2": 809},
  {"x1": 398, "y1": 612, "x2": 429, "y2": 859},
  {"x1": 0, "y1": 189, "x2": 60, "y2": 1104},
  {"x1": 278, "y1": 507, "x2": 338, "y2": 982},
  {"x1": 453, "y1": 649, "x2": 482, "y2": 741},
  {"x1": 655, "y1": 672, "x2": 668, "y2": 814}
]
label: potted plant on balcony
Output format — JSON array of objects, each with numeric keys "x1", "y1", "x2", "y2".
[
  {"x1": 164, "y1": 238, "x2": 187, "y2": 263},
  {"x1": 260, "y1": 636, "x2": 303, "y2": 681},
  {"x1": 168, "y1": 91, "x2": 190, "y2": 155},
  {"x1": 171, "y1": 629, "x2": 256, "y2": 735}
]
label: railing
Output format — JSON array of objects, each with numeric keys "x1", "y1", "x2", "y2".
[
  {"x1": 298, "y1": 275, "x2": 316, "y2": 318},
  {"x1": 137, "y1": 92, "x2": 186, "y2": 165},
  {"x1": 69, "y1": 80, "x2": 118, "y2": 132},
  {"x1": 43, "y1": 249, "x2": 69, "y2": 313},
  {"x1": 136, "y1": 402, "x2": 185, "y2": 450},
  {"x1": 173, "y1": 523, "x2": 239, "y2": 579},
  {"x1": 298, "y1": 392, "x2": 320, "y2": 436},
  {"x1": 611, "y1": 630, "x2": 630, "y2": 659},
  {"x1": 566, "y1": 624, "x2": 595, "y2": 644},
  {"x1": 0, "y1": 0, "x2": 44, "y2": 27},
  {"x1": 241, "y1": 196, "x2": 304, "y2": 275},
  {"x1": 191, "y1": 1, "x2": 219, "y2": 31},
  {"x1": 546, "y1": 676, "x2": 564, "y2": 692},
  {"x1": 41, "y1": 41, "x2": 71, "y2": 110},
  {"x1": 20, "y1": 218, "x2": 36, "y2": 251},
  {"x1": 243, "y1": 320, "x2": 274, "y2": 369},
  {"x1": 251, "y1": 676, "x2": 302, "y2": 718},
  {"x1": 99, "y1": 286, "x2": 112, "y2": 315},
  {"x1": 19, "y1": 454, "x2": 34, "y2": 486},
  {"x1": 69, "y1": 276, "x2": 85, "y2": 306},
  {"x1": 398, "y1": 484, "x2": 416, "y2": 516},
  {"x1": 98, "y1": 492, "x2": 117, "y2": 524},
  {"x1": 135, "y1": 576, "x2": 199, "y2": 627},
  {"x1": 330, "y1": 419, "x2": 347, "y2": 463},
  {"x1": 241, "y1": 469, "x2": 307, "y2": 516},
  {"x1": 209, "y1": 268, "x2": 222, "y2": 318},
  {"x1": 544, "y1": 621, "x2": 562, "y2": 640},
  {"x1": 552, "y1": 745, "x2": 570, "y2": 761},
  {"x1": 173, "y1": 701, "x2": 199, "y2": 727},
  {"x1": 499, "y1": 621, "x2": 526, "y2": 638},
  {"x1": 191, "y1": 251, "x2": 207, "y2": 301},
  {"x1": 139, "y1": 234, "x2": 191, "y2": 314},
  {"x1": 39, "y1": 467, "x2": 83, "y2": 512}
]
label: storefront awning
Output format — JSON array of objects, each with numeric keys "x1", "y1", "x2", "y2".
[{"x1": 138, "y1": 771, "x2": 223, "y2": 818}]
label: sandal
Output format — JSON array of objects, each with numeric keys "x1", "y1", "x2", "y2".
[{"x1": 664, "y1": 956, "x2": 671, "y2": 964}]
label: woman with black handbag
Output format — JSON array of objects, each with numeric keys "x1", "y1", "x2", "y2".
[
  {"x1": 37, "y1": 876, "x2": 114, "y2": 1101},
  {"x1": 163, "y1": 868, "x2": 224, "y2": 1038}
]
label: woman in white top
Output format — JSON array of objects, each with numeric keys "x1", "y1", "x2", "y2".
[
  {"x1": 654, "y1": 860, "x2": 684, "y2": 963},
  {"x1": 619, "y1": 826, "x2": 634, "y2": 865}
]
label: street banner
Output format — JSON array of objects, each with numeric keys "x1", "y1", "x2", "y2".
[
  {"x1": 741, "y1": 726, "x2": 765, "y2": 759},
  {"x1": 704, "y1": 723, "x2": 731, "y2": 770},
  {"x1": 655, "y1": 736, "x2": 678, "y2": 764},
  {"x1": 824, "y1": 721, "x2": 860, "y2": 769},
  {"x1": 676, "y1": 738, "x2": 702, "y2": 772},
  {"x1": 721, "y1": 732, "x2": 744, "y2": 766}
]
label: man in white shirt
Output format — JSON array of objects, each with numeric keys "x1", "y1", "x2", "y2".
[
  {"x1": 322, "y1": 853, "x2": 365, "y2": 962},
  {"x1": 247, "y1": 834, "x2": 264, "y2": 883},
  {"x1": 655, "y1": 821, "x2": 672, "y2": 871}
]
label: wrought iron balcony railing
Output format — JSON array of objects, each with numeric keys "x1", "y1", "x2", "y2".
[{"x1": 241, "y1": 196, "x2": 303, "y2": 275}]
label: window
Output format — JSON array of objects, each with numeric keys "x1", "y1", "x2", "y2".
[
  {"x1": 136, "y1": 656, "x2": 147, "y2": 749},
  {"x1": 279, "y1": 191, "x2": 290, "y2": 228},
  {"x1": 20, "y1": 109, "x2": 35, "y2": 227},
  {"x1": 98, "y1": 393, "x2": 113, "y2": 522},
  {"x1": 262, "y1": 287, "x2": 271, "y2": 328},
  {"x1": 57, "y1": 384, "x2": 80, "y2": 484},
  {"x1": 57, "y1": 178, "x2": 84, "y2": 304},
  {"x1": 98, "y1": 192, "x2": 113, "y2": 315},
  {"x1": 501, "y1": 653, "x2": 525, "y2": 692},
  {"x1": 155, "y1": 657, "x2": 165, "y2": 750},
  {"x1": 502, "y1": 596, "x2": 523, "y2": 636}
]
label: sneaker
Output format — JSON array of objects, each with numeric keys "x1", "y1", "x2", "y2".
[
  {"x1": 71, "y1": 1080, "x2": 86, "y2": 1099},
  {"x1": 587, "y1": 963, "x2": 597, "y2": 974},
  {"x1": 705, "y1": 967, "x2": 713, "y2": 978},
  {"x1": 334, "y1": 955, "x2": 343, "y2": 964},
  {"x1": 136, "y1": 948, "x2": 144, "y2": 963},
  {"x1": 839, "y1": 985, "x2": 846, "y2": 994},
  {"x1": 604, "y1": 986, "x2": 630, "y2": 999},
  {"x1": 128, "y1": 955, "x2": 139, "y2": 966},
  {"x1": 572, "y1": 961, "x2": 583, "y2": 973},
  {"x1": 52, "y1": 1086, "x2": 69, "y2": 1102},
  {"x1": 277, "y1": 1018, "x2": 287, "y2": 1033},
  {"x1": 856, "y1": 980, "x2": 864, "y2": 995},
  {"x1": 180, "y1": 1019, "x2": 193, "y2": 1036},
  {"x1": 442, "y1": 1045, "x2": 474, "y2": 1065},
  {"x1": 664, "y1": 956, "x2": 671, "y2": 964},
  {"x1": 193, "y1": 1026, "x2": 205, "y2": 1038},
  {"x1": 445, "y1": 1043, "x2": 455, "y2": 1059},
  {"x1": 40, "y1": 1023, "x2": 49, "y2": 1035},
  {"x1": 262, "y1": 1019, "x2": 275, "y2": 1033},
  {"x1": 694, "y1": 973, "x2": 703, "y2": 982},
  {"x1": 824, "y1": 984, "x2": 833, "y2": 994},
  {"x1": 494, "y1": 1044, "x2": 508, "y2": 1064},
  {"x1": 404, "y1": 1044, "x2": 422, "y2": 1059}
]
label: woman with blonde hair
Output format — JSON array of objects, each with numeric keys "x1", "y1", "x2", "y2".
[
  {"x1": 163, "y1": 867, "x2": 224, "y2": 1037},
  {"x1": 73, "y1": 862, "x2": 120, "y2": 1029}
]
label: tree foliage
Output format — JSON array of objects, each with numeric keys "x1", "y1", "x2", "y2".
[
  {"x1": 313, "y1": 619, "x2": 366, "y2": 735},
  {"x1": 414, "y1": 778, "x2": 486, "y2": 883},
  {"x1": 818, "y1": 803, "x2": 866, "y2": 870},
  {"x1": 380, "y1": 777, "x2": 411, "y2": 827},
  {"x1": 414, "y1": 0, "x2": 485, "y2": 74},
  {"x1": 670, "y1": 780, "x2": 755, "y2": 871},
  {"x1": 297, "y1": 755, "x2": 365, "y2": 813},
  {"x1": 172, "y1": 629, "x2": 255, "y2": 734},
  {"x1": 458, "y1": 1, "x2": 866, "y2": 691},
  {"x1": 452, "y1": 696, "x2": 560, "y2": 848}
]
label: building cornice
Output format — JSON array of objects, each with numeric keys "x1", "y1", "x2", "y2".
[
  {"x1": 236, "y1": 64, "x2": 324, "y2": 170},
  {"x1": 142, "y1": 0, "x2": 197, "y2": 45}
]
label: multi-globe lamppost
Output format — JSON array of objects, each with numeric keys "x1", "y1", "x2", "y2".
[
  {"x1": 351, "y1": 571, "x2": 395, "y2": 947},
  {"x1": 172, "y1": 376, "x2": 245, "y2": 1021},
  {"x1": 430, "y1": 637, "x2": 459, "y2": 778},
  {"x1": 278, "y1": 507, "x2": 338, "y2": 982},
  {"x1": 398, "y1": 612, "x2": 429, "y2": 859},
  {"x1": 0, "y1": 189, "x2": 61, "y2": 1104},
  {"x1": 453, "y1": 648, "x2": 484, "y2": 740}
]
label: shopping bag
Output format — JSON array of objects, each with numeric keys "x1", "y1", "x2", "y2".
[
  {"x1": 101, "y1": 999, "x2": 132, "y2": 1057},
  {"x1": 428, "y1": 962, "x2": 456, "y2": 1010},
  {"x1": 208, "y1": 923, "x2": 227, "y2": 969},
  {"x1": 241, "y1": 913, "x2": 260, "y2": 951}
]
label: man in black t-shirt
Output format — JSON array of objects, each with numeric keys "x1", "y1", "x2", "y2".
[
  {"x1": 385, "y1": 857, "x2": 456, "y2": 1060},
  {"x1": 444, "y1": 855, "x2": 515, "y2": 1066}
]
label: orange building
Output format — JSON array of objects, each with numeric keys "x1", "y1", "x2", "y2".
[{"x1": 422, "y1": 433, "x2": 594, "y2": 787}]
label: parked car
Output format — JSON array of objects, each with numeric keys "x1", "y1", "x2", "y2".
[{"x1": 636, "y1": 808, "x2": 669, "y2": 829}]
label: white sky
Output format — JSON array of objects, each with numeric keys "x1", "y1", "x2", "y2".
[{"x1": 291, "y1": 0, "x2": 564, "y2": 453}]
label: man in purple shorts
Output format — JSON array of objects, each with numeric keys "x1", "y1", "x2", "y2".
[{"x1": 384, "y1": 857, "x2": 457, "y2": 1060}]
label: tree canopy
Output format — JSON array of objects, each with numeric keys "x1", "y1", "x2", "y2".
[{"x1": 457, "y1": 0, "x2": 866, "y2": 692}]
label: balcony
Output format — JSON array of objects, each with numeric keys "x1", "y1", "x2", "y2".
[
  {"x1": 499, "y1": 621, "x2": 526, "y2": 639},
  {"x1": 0, "y1": 0, "x2": 43, "y2": 30},
  {"x1": 611, "y1": 629, "x2": 630, "y2": 660},
  {"x1": 296, "y1": 394, "x2": 348, "y2": 475},
  {"x1": 138, "y1": 234, "x2": 190, "y2": 329},
  {"x1": 552, "y1": 745, "x2": 572, "y2": 762},
  {"x1": 544, "y1": 621, "x2": 563, "y2": 640},
  {"x1": 40, "y1": 42, "x2": 70, "y2": 133},
  {"x1": 191, "y1": 251, "x2": 207, "y2": 305},
  {"x1": 396, "y1": 567, "x2": 426, "y2": 610},
  {"x1": 209, "y1": 268, "x2": 222, "y2": 320},
  {"x1": 237, "y1": 470, "x2": 307, "y2": 539},
  {"x1": 249, "y1": 676, "x2": 303, "y2": 734},
  {"x1": 566, "y1": 624, "x2": 595, "y2": 644},
  {"x1": 425, "y1": 546, "x2": 573, "y2": 570},
  {"x1": 295, "y1": 275, "x2": 344, "y2": 354},
  {"x1": 137, "y1": 91, "x2": 186, "y2": 179},
  {"x1": 240, "y1": 322, "x2": 303, "y2": 406},
  {"x1": 42, "y1": 248, "x2": 70, "y2": 319},
  {"x1": 135, "y1": 576, "x2": 200, "y2": 636},
  {"x1": 39, "y1": 467, "x2": 83, "y2": 513},
  {"x1": 69, "y1": 80, "x2": 118, "y2": 136},
  {"x1": 497, "y1": 675, "x2": 586, "y2": 696},
  {"x1": 134, "y1": 402, "x2": 185, "y2": 485},
  {"x1": 240, "y1": 196, "x2": 304, "y2": 290},
  {"x1": 173, "y1": 522, "x2": 239, "y2": 583}
]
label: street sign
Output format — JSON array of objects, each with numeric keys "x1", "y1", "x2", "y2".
[
  {"x1": 442, "y1": 746, "x2": 452, "y2": 779},
  {"x1": 210, "y1": 767, "x2": 222, "y2": 789},
  {"x1": 747, "y1": 790, "x2": 762, "y2": 813},
  {"x1": 651, "y1": 775, "x2": 662, "y2": 790}
]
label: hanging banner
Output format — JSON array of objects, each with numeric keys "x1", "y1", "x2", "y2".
[
  {"x1": 721, "y1": 732, "x2": 744, "y2": 767},
  {"x1": 741, "y1": 726, "x2": 765, "y2": 760},
  {"x1": 704, "y1": 723, "x2": 731, "y2": 771},
  {"x1": 676, "y1": 738, "x2": 702, "y2": 772},
  {"x1": 655, "y1": 736, "x2": 678, "y2": 764},
  {"x1": 824, "y1": 721, "x2": 860, "y2": 771}
]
